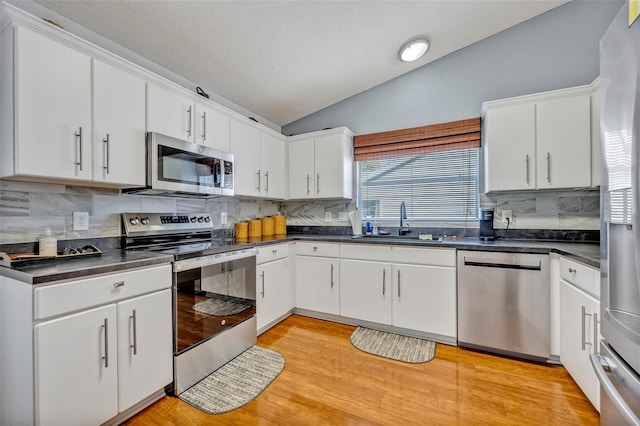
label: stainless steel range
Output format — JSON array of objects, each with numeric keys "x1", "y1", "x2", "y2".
[{"x1": 122, "y1": 213, "x2": 258, "y2": 395}]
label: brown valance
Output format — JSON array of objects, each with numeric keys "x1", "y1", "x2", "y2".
[{"x1": 353, "y1": 117, "x2": 481, "y2": 161}]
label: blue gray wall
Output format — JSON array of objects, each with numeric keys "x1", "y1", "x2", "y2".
[{"x1": 283, "y1": 0, "x2": 623, "y2": 136}]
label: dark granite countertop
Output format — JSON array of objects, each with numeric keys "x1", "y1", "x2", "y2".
[
  {"x1": 0, "y1": 249, "x2": 174, "y2": 285},
  {"x1": 0, "y1": 234, "x2": 599, "y2": 285}
]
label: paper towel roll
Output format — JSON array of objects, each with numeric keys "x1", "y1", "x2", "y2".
[{"x1": 348, "y1": 211, "x2": 362, "y2": 236}]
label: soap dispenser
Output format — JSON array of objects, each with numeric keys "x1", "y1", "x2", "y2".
[{"x1": 39, "y1": 228, "x2": 57, "y2": 257}]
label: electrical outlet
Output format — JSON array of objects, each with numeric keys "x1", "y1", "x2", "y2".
[
  {"x1": 325, "y1": 212, "x2": 332, "y2": 222},
  {"x1": 73, "y1": 212, "x2": 89, "y2": 231},
  {"x1": 220, "y1": 212, "x2": 227, "y2": 225},
  {"x1": 338, "y1": 211, "x2": 349, "y2": 222},
  {"x1": 502, "y1": 210, "x2": 513, "y2": 223}
]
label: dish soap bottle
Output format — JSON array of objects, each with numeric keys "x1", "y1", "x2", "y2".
[{"x1": 39, "y1": 228, "x2": 57, "y2": 257}]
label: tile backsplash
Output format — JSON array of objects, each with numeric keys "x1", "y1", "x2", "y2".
[{"x1": 0, "y1": 180, "x2": 599, "y2": 245}]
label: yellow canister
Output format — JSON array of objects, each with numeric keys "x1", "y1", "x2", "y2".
[
  {"x1": 261, "y1": 216, "x2": 275, "y2": 236},
  {"x1": 235, "y1": 222, "x2": 248, "y2": 240},
  {"x1": 248, "y1": 219, "x2": 262, "y2": 238},
  {"x1": 274, "y1": 215, "x2": 287, "y2": 235}
]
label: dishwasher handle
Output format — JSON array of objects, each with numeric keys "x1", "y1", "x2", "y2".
[{"x1": 463, "y1": 258, "x2": 542, "y2": 271}]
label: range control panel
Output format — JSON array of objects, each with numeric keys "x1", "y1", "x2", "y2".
[{"x1": 122, "y1": 213, "x2": 213, "y2": 236}]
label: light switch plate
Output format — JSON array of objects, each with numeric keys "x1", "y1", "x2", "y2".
[
  {"x1": 325, "y1": 212, "x2": 332, "y2": 222},
  {"x1": 73, "y1": 212, "x2": 89, "y2": 231},
  {"x1": 220, "y1": 212, "x2": 227, "y2": 225}
]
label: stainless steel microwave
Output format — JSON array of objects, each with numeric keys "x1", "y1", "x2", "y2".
[{"x1": 125, "y1": 132, "x2": 233, "y2": 197}]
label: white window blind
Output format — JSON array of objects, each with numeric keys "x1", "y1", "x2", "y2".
[{"x1": 357, "y1": 148, "x2": 479, "y2": 221}]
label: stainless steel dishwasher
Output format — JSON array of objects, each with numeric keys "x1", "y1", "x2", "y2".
[{"x1": 457, "y1": 250, "x2": 550, "y2": 361}]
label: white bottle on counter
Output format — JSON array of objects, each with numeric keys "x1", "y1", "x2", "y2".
[{"x1": 39, "y1": 228, "x2": 57, "y2": 257}]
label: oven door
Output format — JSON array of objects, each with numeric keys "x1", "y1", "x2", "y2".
[
  {"x1": 148, "y1": 132, "x2": 231, "y2": 196},
  {"x1": 173, "y1": 248, "x2": 257, "y2": 354}
]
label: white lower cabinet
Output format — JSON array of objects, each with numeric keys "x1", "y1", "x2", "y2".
[
  {"x1": 560, "y1": 277, "x2": 600, "y2": 411},
  {"x1": 1, "y1": 264, "x2": 173, "y2": 426},
  {"x1": 295, "y1": 243, "x2": 340, "y2": 315},
  {"x1": 256, "y1": 244, "x2": 293, "y2": 333},
  {"x1": 340, "y1": 259, "x2": 392, "y2": 324}
]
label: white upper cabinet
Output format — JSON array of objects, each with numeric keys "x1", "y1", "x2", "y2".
[
  {"x1": 195, "y1": 102, "x2": 231, "y2": 152},
  {"x1": 483, "y1": 83, "x2": 597, "y2": 192},
  {"x1": 147, "y1": 84, "x2": 195, "y2": 142},
  {"x1": 8, "y1": 25, "x2": 92, "y2": 181},
  {"x1": 288, "y1": 128, "x2": 354, "y2": 200},
  {"x1": 92, "y1": 60, "x2": 146, "y2": 186},
  {"x1": 260, "y1": 132, "x2": 286, "y2": 199}
]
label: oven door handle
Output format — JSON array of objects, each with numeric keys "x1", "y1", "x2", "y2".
[{"x1": 173, "y1": 248, "x2": 258, "y2": 272}]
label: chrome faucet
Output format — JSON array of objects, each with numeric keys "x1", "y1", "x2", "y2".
[{"x1": 399, "y1": 201, "x2": 410, "y2": 235}]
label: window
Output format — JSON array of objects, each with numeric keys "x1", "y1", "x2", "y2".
[{"x1": 357, "y1": 148, "x2": 479, "y2": 221}]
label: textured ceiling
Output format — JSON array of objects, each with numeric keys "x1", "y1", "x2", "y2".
[{"x1": 33, "y1": 0, "x2": 567, "y2": 126}]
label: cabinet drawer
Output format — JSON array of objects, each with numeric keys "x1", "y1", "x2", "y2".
[
  {"x1": 340, "y1": 244, "x2": 391, "y2": 262},
  {"x1": 559, "y1": 257, "x2": 599, "y2": 298},
  {"x1": 34, "y1": 264, "x2": 172, "y2": 319},
  {"x1": 257, "y1": 243, "x2": 289, "y2": 264},
  {"x1": 392, "y1": 246, "x2": 455, "y2": 267},
  {"x1": 296, "y1": 242, "x2": 339, "y2": 257}
]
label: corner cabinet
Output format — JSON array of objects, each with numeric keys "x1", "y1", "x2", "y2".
[
  {"x1": 558, "y1": 256, "x2": 600, "y2": 411},
  {"x1": 0, "y1": 264, "x2": 173, "y2": 426},
  {"x1": 483, "y1": 82, "x2": 599, "y2": 192},
  {"x1": 288, "y1": 127, "x2": 354, "y2": 200}
]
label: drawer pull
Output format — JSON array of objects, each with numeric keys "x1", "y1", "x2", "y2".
[
  {"x1": 113, "y1": 281, "x2": 125, "y2": 288},
  {"x1": 272, "y1": 249, "x2": 278, "y2": 254},
  {"x1": 568, "y1": 268, "x2": 576, "y2": 274},
  {"x1": 313, "y1": 246, "x2": 318, "y2": 252}
]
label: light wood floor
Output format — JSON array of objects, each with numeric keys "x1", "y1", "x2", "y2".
[{"x1": 125, "y1": 315, "x2": 599, "y2": 425}]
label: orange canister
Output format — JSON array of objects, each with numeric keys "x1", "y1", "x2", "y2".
[
  {"x1": 248, "y1": 219, "x2": 262, "y2": 238},
  {"x1": 274, "y1": 215, "x2": 287, "y2": 235},
  {"x1": 235, "y1": 222, "x2": 248, "y2": 240},
  {"x1": 261, "y1": 216, "x2": 275, "y2": 236}
]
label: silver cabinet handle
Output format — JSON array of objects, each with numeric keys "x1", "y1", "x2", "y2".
[
  {"x1": 102, "y1": 318, "x2": 109, "y2": 368},
  {"x1": 594, "y1": 313, "x2": 599, "y2": 355},
  {"x1": 260, "y1": 271, "x2": 265, "y2": 297},
  {"x1": 75, "y1": 127, "x2": 83, "y2": 171},
  {"x1": 272, "y1": 249, "x2": 278, "y2": 254},
  {"x1": 256, "y1": 169, "x2": 261, "y2": 192},
  {"x1": 525, "y1": 154, "x2": 529, "y2": 184},
  {"x1": 187, "y1": 106, "x2": 192, "y2": 137},
  {"x1": 130, "y1": 309, "x2": 137, "y2": 355},
  {"x1": 546, "y1": 152, "x2": 551, "y2": 183},
  {"x1": 382, "y1": 268, "x2": 386, "y2": 295},
  {"x1": 330, "y1": 263, "x2": 334, "y2": 289},
  {"x1": 590, "y1": 354, "x2": 640, "y2": 426},
  {"x1": 568, "y1": 268, "x2": 576, "y2": 274},
  {"x1": 317, "y1": 173, "x2": 320, "y2": 195},
  {"x1": 264, "y1": 171, "x2": 269, "y2": 193},
  {"x1": 306, "y1": 174, "x2": 310, "y2": 195},
  {"x1": 312, "y1": 246, "x2": 318, "y2": 252},
  {"x1": 202, "y1": 111, "x2": 207, "y2": 140},
  {"x1": 113, "y1": 281, "x2": 125, "y2": 288},
  {"x1": 582, "y1": 306, "x2": 592, "y2": 350},
  {"x1": 397, "y1": 270, "x2": 401, "y2": 297},
  {"x1": 103, "y1": 133, "x2": 110, "y2": 174}
]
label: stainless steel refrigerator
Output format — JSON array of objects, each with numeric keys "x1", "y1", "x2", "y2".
[{"x1": 593, "y1": 2, "x2": 640, "y2": 424}]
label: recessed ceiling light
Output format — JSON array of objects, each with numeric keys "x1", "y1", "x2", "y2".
[{"x1": 398, "y1": 39, "x2": 430, "y2": 62}]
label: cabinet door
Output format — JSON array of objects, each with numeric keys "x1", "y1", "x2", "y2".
[
  {"x1": 392, "y1": 264, "x2": 457, "y2": 338},
  {"x1": 484, "y1": 103, "x2": 536, "y2": 191},
  {"x1": 536, "y1": 94, "x2": 591, "y2": 189},
  {"x1": 92, "y1": 59, "x2": 146, "y2": 186},
  {"x1": 314, "y1": 134, "x2": 348, "y2": 198},
  {"x1": 257, "y1": 257, "x2": 292, "y2": 331},
  {"x1": 147, "y1": 84, "x2": 195, "y2": 142},
  {"x1": 288, "y1": 138, "x2": 315, "y2": 199},
  {"x1": 559, "y1": 280, "x2": 600, "y2": 410},
  {"x1": 230, "y1": 119, "x2": 262, "y2": 196},
  {"x1": 295, "y1": 256, "x2": 339, "y2": 315},
  {"x1": 117, "y1": 290, "x2": 173, "y2": 412},
  {"x1": 340, "y1": 259, "x2": 391, "y2": 324},
  {"x1": 34, "y1": 305, "x2": 118, "y2": 426},
  {"x1": 15, "y1": 26, "x2": 91, "y2": 180},
  {"x1": 195, "y1": 103, "x2": 230, "y2": 152},
  {"x1": 261, "y1": 132, "x2": 286, "y2": 199}
]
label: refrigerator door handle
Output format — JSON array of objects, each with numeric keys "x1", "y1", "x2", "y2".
[{"x1": 590, "y1": 353, "x2": 640, "y2": 426}]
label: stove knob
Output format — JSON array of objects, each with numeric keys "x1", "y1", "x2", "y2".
[
  {"x1": 140, "y1": 217, "x2": 150, "y2": 225},
  {"x1": 129, "y1": 217, "x2": 139, "y2": 226},
  {"x1": 198, "y1": 217, "x2": 204, "y2": 223},
  {"x1": 204, "y1": 216, "x2": 211, "y2": 223},
  {"x1": 190, "y1": 216, "x2": 197, "y2": 223}
]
